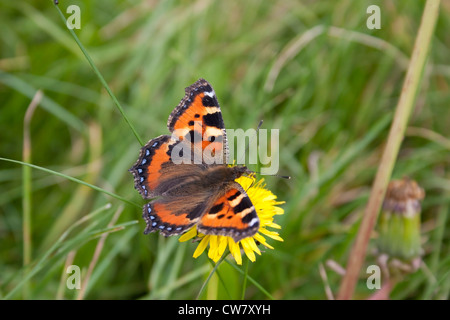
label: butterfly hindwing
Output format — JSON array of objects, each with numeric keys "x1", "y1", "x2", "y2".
[
  {"x1": 197, "y1": 182, "x2": 259, "y2": 242},
  {"x1": 142, "y1": 193, "x2": 211, "y2": 236},
  {"x1": 143, "y1": 202, "x2": 196, "y2": 236}
]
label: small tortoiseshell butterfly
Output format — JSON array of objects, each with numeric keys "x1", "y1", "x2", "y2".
[{"x1": 129, "y1": 79, "x2": 259, "y2": 242}]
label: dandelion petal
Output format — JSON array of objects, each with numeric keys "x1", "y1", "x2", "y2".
[
  {"x1": 179, "y1": 227, "x2": 197, "y2": 242},
  {"x1": 193, "y1": 236, "x2": 210, "y2": 258}
]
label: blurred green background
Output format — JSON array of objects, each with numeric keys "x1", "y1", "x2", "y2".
[{"x1": 1, "y1": 0, "x2": 450, "y2": 299}]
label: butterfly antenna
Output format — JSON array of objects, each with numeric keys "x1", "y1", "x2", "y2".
[
  {"x1": 256, "y1": 119, "x2": 264, "y2": 131},
  {"x1": 253, "y1": 171, "x2": 291, "y2": 180}
]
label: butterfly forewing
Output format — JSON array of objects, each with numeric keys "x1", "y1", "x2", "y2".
[{"x1": 167, "y1": 79, "x2": 229, "y2": 165}]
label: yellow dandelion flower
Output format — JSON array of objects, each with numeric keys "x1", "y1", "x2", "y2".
[{"x1": 179, "y1": 174, "x2": 285, "y2": 265}]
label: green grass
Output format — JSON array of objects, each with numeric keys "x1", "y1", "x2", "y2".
[{"x1": 1, "y1": 0, "x2": 450, "y2": 300}]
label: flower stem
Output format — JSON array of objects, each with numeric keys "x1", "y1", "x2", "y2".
[
  {"x1": 241, "y1": 258, "x2": 249, "y2": 300},
  {"x1": 196, "y1": 252, "x2": 228, "y2": 300},
  {"x1": 337, "y1": 0, "x2": 440, "y2": 300},
  {"x1": 225, "y1": 259, "x2": 275, "y2": 300}
]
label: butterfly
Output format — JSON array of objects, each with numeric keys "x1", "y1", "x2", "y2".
[{"x1": 129, "y1": 79, "x2": 259, "y2": 242}]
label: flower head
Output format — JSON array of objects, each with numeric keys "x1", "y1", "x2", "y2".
[
  {"x1": 376, "y1": 177, "x2": 425, "y2": 275},
  {"x1": 179, "y1": 174, "x2": 285, "y2": 265}
]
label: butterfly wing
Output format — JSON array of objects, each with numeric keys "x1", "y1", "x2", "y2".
[
  {"x1": 129, "y1": 135, "x2": 206, "y2": 199},
  {"x1": 130, "y1": 136, "x2": 211, "y2": 235},
  {"x1": 167, "y1": 78, "x2": 229, "y2": 165},
  {"x1": 197, "y1": 182, "x2": 259, "y2": 242},
  {"x1": 142, "y1": 194, "x2": 210, "y2": 236},
  {"x1": 129, "y1": 135, "x2": 174, "y2": 199}
]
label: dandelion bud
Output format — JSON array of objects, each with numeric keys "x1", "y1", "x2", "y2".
[{"x1": 377, "y1": 177, "x2": 425, "y2": 261}]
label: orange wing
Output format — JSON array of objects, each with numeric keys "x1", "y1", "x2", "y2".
[
  {"x1": 197, "y1": 183, "x2": 259, "y2": 242},
  {"x1": 129, "y1": 135, "x2": 174, "y2": 198},
  {"x1": 142, "y1": 200, "x2": 206, "y2": 237},
  {"x1": 167, "y1": 78, "x2": 229, "y2": 165},
  {"x1": 129, "y1": 135, "x2": 205, "y2": 199}
]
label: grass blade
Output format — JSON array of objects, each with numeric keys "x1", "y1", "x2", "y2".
[
  {"x1": 5, "y1": 203, "x2": 112, "y2": 299},
  {"x1": 52, "y1": 2, "x2": 144, "y2": 146},
  {"x1": 21, "y1": 90, "x2": 43, "y2": 299},
  {"x1": 0, "y1": 157, "x2": 139, "y2": 208},
  {"x1": 0, "y1": 71, "x2": 86, "y2": 133},
  {"x1": 196, "y1": 253, "x2": 228, "y2": 300},
  {"x1": 225, "y1": 259, "x2": 274, "y2": 300}
]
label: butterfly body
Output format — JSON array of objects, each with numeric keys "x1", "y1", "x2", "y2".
[{"x1": 130, "y1": 79, "x2": 259, "y2": 242}]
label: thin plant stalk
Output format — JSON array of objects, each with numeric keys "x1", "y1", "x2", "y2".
[
  {"x1": 1, "y1": 157, "x2": 139, "y2": 208},
  {"x1": 241, "y1": 259, "x2": 249, "y2": 300},
  {"x1": 196, "y1": 253, "x2": 228, "y2": 300},
  {"x1": 224, "y1": 259, "x2": 275, "y2": 300},
  {"x1": 77, "y1": 206, "x2": 124, "y2": 300},
  {"x1": 22, "y1": 90, "x2": 42, "y2": 298},
  {"x1": 53, "y1": 2, "x2": 144, "y2": 146},
  {"x1": 207, "y1": 258, "x2": 233, "y2": 299},
  {"x1": 56, "y1": 250, "x2": 77, "y2": 299},
  {"x1": 337, "y1": 0, "x2": 441, "y2": 300},
  {"x1": 5, "y1": 203, "x2": 112, "y2": 299}
]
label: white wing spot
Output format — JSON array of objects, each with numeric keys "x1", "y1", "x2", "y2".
[{"x1": 204, "y1": 90, "x2": 216, "y2": 98}]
